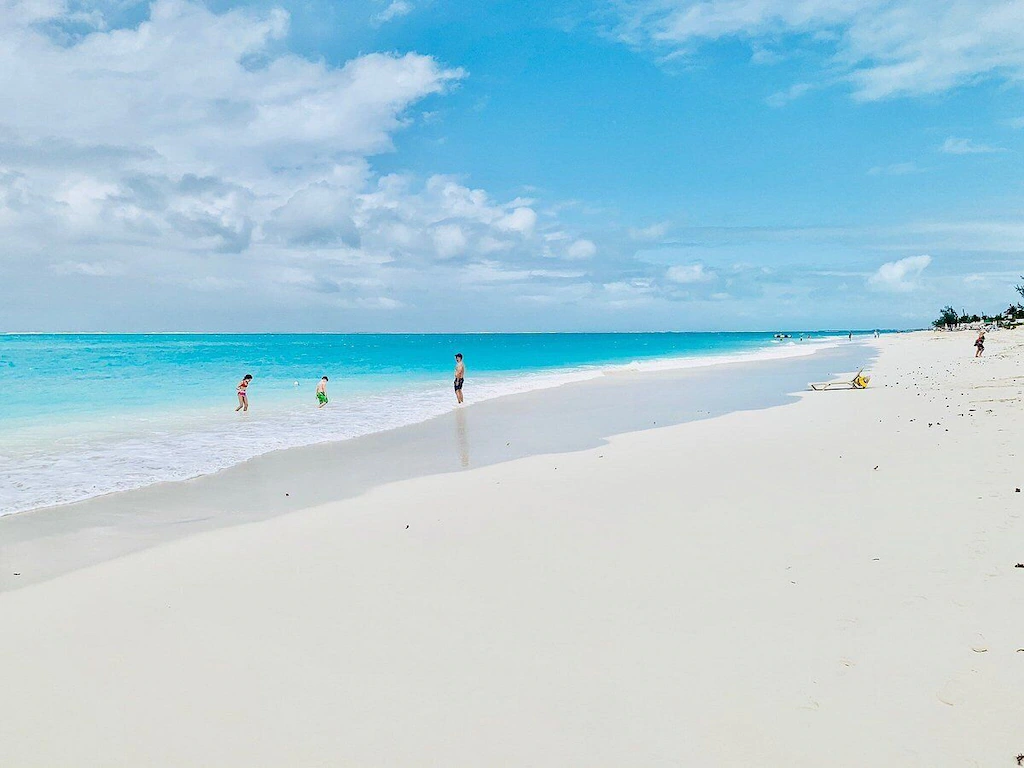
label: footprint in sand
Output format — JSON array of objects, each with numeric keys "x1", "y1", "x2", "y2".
[
  {"x1": 937, "y1": 677, "x2": 970, "y2": 706},
  {"x1": 970, "y1": 634, "x2": 988, "y2": 653}
]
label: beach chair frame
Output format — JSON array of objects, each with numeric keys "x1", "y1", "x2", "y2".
[{"x1": 809, "y1": 369, "x2": 870, "y2": 391}]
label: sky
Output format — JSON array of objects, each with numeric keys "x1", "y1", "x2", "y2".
[{"x1": 0, "y1": 0, "x2": 1022, "y2": 332}]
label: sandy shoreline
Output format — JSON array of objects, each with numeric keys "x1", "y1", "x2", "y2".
[
  {"x1": 2, "y1": 330, "x2": 1023, "y2": 766},
  {"x1": 0, "y1": 341, "x2": 868, "y2": 592}
]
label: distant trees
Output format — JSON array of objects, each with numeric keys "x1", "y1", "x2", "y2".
[
  {"x1": 932, "y1": 276, "x2": 1024, "y2": 328},
  {"x1": 932, "y1": 306, "x2": 960, "y2": 328},
  {"x1": 1004, "y1": 303, "x2": 1024, "y2": 320},
  {"x1": 933, "y1": 302, "x2": 1024, "y2": 328}
]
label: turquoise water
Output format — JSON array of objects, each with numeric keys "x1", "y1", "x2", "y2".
[{"x1": 0, "y1": 332, "x2": 847, "y2": 515}]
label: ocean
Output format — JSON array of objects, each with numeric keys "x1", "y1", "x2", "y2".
[{"x1": 0, "y1": 332, "x2": 851, "y2": 516}]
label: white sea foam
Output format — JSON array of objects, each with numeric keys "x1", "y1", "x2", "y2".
[{"x1": 0, "y1": 338, "x2": 843, "y2": 516}]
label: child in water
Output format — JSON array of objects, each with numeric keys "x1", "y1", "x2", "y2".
[
  {"x1": 316, "y1": 376, "x2": 329, "y2": 408},
  {"x1": 235, "y1": 374, "x2": 253, "y2": 412}
]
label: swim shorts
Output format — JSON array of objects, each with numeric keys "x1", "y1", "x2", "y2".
[
  {"x1": 454, "y1": 377, "x2": 464, "y2": 392},
  {"x1": 317, "y1": 391, "x2": 328, "y2": 405}
]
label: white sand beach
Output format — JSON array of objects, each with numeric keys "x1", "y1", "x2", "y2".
[{"x1": 1, "y1": 330, "x2": 1022, "y2": 766}]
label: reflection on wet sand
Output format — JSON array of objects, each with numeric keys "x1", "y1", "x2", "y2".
[{"x1": 455, "y1": 407, "x2": 470, "y2": 468}]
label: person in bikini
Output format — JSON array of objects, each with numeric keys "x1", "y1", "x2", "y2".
[
  {"x1": 316, "y1": 376, "x2": 329, "y2": 408},
  {"x1": 453, "y1": 353, "x2": 465, "y2": 404},
  {"x1": 235, "y1": 374, "x2": 252, "y2": 412},
  {"x1": 975, "y1": 331, "x2": 985, "y2": 357}
]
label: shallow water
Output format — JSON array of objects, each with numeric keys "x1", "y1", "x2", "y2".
[
  {"x1": 0, "y1": 332, "x2": 852, "y2": 515},
  {"x1": 0, "y1": 340, "x2": 875, "y2": 592}
]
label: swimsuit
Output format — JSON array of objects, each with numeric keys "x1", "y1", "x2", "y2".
[
  {"x1": 454, "y1": 377, "x2": 464, "y2": 392},
  {"x1": 238, "y1": 382, "x2": 248, "y2": 396},
  {"x1": 317, "y1": 391, "x2": 328, "y2": 405}
]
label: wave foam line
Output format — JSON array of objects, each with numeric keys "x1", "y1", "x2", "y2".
[{"x1": 0, "y1": 337, "x2": 844, "y2": 517}]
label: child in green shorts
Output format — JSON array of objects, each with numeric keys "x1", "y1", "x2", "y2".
[{"x1": 316, "y1": 376, "x2": 329, "y2": 408}]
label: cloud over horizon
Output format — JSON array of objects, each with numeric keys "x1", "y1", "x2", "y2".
[
  {"x1": 0, "y1": 0, "x2": 628, "y2": 330},
  {"x1": 0, "y1": 0, "x2": 1020, "y2": 332}
]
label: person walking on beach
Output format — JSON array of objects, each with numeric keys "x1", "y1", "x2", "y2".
[
  {"x1": 316, "y1": 376, "x2": 329, "y2": 408},
  {"x1": 235, "y1": 374, "x2": 253, "y2": 412},
  {"x1": 975, "y1": 331, "x2": 985, "y2": 358},
  {"x1": 453, "y1": 353, "x2": 465, "y2": 404}
]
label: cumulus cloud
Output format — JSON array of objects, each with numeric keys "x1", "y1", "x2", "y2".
[
  {"x1": 940, "y1": 136, "x2": 1005, "y2": 155},
  {"x1": 566, "y1": 239, "x2": 597, "y2": 259},
  {"x1": 0, "y1": 0, "x2": 619, "y2": 328},
  {"x1": 496, "y1": 207, "x2": 538, "y2": 235},
  {"x1": 612, "y1": 0, "x2": 1024, "y2": 100},
  {"x1": 666, "y1": 263, "x2": 715, "y2": 283},
  {"x1": 432, "y1": 224, "x2": 468, "y2": 259},
  {"x1": 868, "y1": 254, "x2": 932, "y2": 292},
  {"x1": 266, "y1": 182, "x2": 361, "y2": 248}
]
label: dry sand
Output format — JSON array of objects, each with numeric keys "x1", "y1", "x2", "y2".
[{"x1": 1, "y1": 330, "x2": 1022, "y2": 766}]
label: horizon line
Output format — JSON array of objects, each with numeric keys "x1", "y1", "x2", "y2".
[{"x1": 0, "y1": 328, "x2": 915, "y2": 336}]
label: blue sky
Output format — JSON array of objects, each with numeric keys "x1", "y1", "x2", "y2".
[{"x1": 1, "y1": 0, "x2": 1022, "y2": 331}]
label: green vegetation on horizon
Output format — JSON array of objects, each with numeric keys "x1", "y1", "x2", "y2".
[{"x1": 932, "y1": 280, "x2": 1024, "y2": 329}]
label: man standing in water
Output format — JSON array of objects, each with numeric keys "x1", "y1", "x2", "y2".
[{"x1": 453, "y1": 353, "x2": 465, "y2": 404}]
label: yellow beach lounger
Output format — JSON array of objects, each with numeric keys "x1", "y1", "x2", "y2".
[{"x1": 809, "y1": 370, "x2": 871, "y2": 391}]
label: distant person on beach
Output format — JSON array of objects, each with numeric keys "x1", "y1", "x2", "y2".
[
  {"x1": 316, "y1": 376, "x2": 329, "y2": 408},
  {"x1": 235, "y1": 374, "x2": 252, "y2": 412},
  {"x1": 454, "y1": 353, "x2": 465, "y2": 404},
  {"x1": 848, "y1": 332, "x2": 853, "y2": 340},
  {"x1": 975, "y1": 332, "x2": 985, "y2": 358}
]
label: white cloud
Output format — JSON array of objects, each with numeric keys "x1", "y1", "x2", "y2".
[
  {"x1": 566, "y1": 239, "x2": 597, "y2": 259},
  {"x1": 267, "y1": 181, "x2": 361, "y2": 248},
  {"x1": 612, "y1": 0, "x2": 1024, "y2": 100},
  {"x1": 750, "y1": 45, "x2": 785, "y2": 65},
  {"x1": 496, "y1": 206, "x2": 538, "y2": 235},
  {"x1": 666, "y1": 263, "x2": 715, "y2": 283},
  {"x1": 868, "y1": 254, "x2": 932, "y2": 292},
  {"x1": 0, "y1": 0, "x2": 616, "y2": 327},
  {"x1": 432, "y1": 223, "x2": 468, "y2": 258},
  {"x1": 374, "y1": 0, "x2": 413, "y2": 23},
  {"x1": 766, "y1": 82, "x2": 813, "y2": 107},
  {"x1": 461, "y1": 261, "x2": 586, "y2": 283},
  {"x1": 602, "y1": 278, "x2": 657, "y2": 308},
  {"x1": 940, "y1": 136, "x2": 1005, "y2": 155}
]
